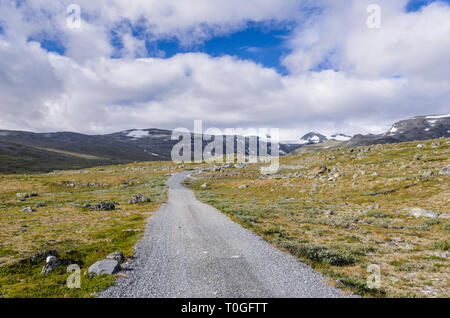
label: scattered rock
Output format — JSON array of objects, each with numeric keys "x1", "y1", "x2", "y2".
[
  {"x1": 19, "y1": 250, "x2": 60, "y2": 265},
  {"x1": 20, "y1": 206, "x2": 35, "y2": 212},
  {"x1": 431, "y1": 142, "x2": 440, "y2": 149},
  {"x1": 35, "y1": 203, "x2": 47, "y2": 208},
  {"x1": 82, "y1": 202, "x2": 116, "y2": 211},
  {"x1": 106, "y1": 251, "x2": 125, "y2": 264},
  {"x1": 422, "y1": 170, "x2": 433, "y2": 177},
  {"x1": 129, "y1": 194, "x2": 151, "y2": 204},
  {"x1": 313, "y1": 166, "x2": 328, "y2": 176},
  {"x1": 388, "y1": 241, "x2": 399, "y2": 248},
  {"x1": 238, "y1": 185, "x2": 248, "y2": 189},
  {"x1": 392, "y1": 237, "x2": 404, "y2": 243},
  {"x1": 87, "y1": 259, "x2": 120, "y2": 276},
  {"x1": 16, "y1": 192, "x2": 38, "y2": 199},
  {"x1": 200, "y1": 183, "x2": 209, "y2": 188},
  {"x1": 417, "y1": 144, "x2": 425, "y2": 148},
  {"x1": 41, "y1": 256, "x2": 59, "y2": 275},
  {"x1": 96, "y1": 202, "x2": 116, "y2": 211},
  {"x1": 413, "y1": 154, "x2": 421, "y2": 161},
  {"x1": 440, "y1": 165, "x2": 450, "y2": 176},
  {"x1": 410, "y1": 208, "x2": 438, "y2": 219}
]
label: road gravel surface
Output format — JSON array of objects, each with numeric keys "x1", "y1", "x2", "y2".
[{"x1": 101, "y1": 172, "x2": 349, "y2": 298}]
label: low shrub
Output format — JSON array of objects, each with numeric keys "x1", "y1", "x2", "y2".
[
  {"x1": 278, "y1": 241, "x2": 357, "y2": 266},
  {"x1": 431, "y1": 240, "x2": 450, "y2": 251}
]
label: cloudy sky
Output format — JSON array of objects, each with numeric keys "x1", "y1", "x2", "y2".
[{"x1": 0, "y1": 0, "x2": 449, "y2": 140}]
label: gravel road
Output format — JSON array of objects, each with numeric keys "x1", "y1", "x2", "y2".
[{"x1": 101, "y1": 172, "x2": 349, "y2": 298}]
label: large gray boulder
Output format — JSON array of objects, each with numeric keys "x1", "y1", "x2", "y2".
[{"x1": 87, "y1": 259, "x2": 120, "y2": 276}]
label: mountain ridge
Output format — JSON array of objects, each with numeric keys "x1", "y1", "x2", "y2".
[
  {"x1": 1, "y1": 114, "x2": 448, "y2": 173},
  {"x1": 294, "y1": 114, "x2": 449, "y2": 154}
]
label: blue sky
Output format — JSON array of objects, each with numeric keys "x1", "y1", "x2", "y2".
[
  {"x1": 31, "y1": 0, "x2": 450, "y2": 76},
  {"x1": 406, "y1": 0, "x2": 450, "y2": 11},
  {"x1": 151, "y1": 23, "x2": 293, "y2": 74},
  {"x1": 107, "y1": 19, "x2": 295, "y2": 73}
]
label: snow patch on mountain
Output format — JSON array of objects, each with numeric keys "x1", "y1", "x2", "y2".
[
  {"x1": 126, "y1": 130, "x2": 149, "y2": 139},
  {"x1": 299, "y1": 132, "x2": 328, "y2": 145},
  {"x1": 328, "y1": 133, "x2": 352, "y2": 141},
  {"x1": 384, "y1": 114, "x2": 450, "y2": 139},
  {"x1": 425, "y1": 114, "x2": 450, "y2": 119}
]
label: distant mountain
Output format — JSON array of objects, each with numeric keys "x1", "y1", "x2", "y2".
[
  {"x1": 299, "y1": 132, "x2": 328, "y2": 145},
  {"x1": 293, "y1": 114, "x2": 449, "y2": 154},
  {"x1": 297, "y1": 132, "x2": 352, "y2": 145},
  {"x1": 2, "y1": 114, "x2": 447, "y2": 173},
  {"x1": 383, "y1": 114, "x2": 450, "y2": 142},
  {"x1": 0, "y1": 128, "x2": 301, "y2": 174},
  {"x1": 345, "y1": 114, "x2": 450, "y2": 147}
]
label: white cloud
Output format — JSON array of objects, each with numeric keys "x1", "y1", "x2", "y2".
[{"x1": 0, "y1": 0, "x2": 449, "y2": 140}]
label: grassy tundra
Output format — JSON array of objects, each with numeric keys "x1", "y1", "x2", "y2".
[
  {"x1": 186, "y1": 138, "x2": 449, "y2": 298},
  {"x1": 0, "y1": 162, "x2": 177, "y2": 297},
  {"x1": 0, "y1": 138, "x2": 448, "y2": 298}
]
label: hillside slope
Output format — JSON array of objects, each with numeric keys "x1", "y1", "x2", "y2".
[{"x1": 0, "y1": 129, "x2": 298, "y2": 174}]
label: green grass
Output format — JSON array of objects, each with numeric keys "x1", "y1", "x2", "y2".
[{"x1": 0, "y1": 161, "x2": 178, "y2": 298}]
